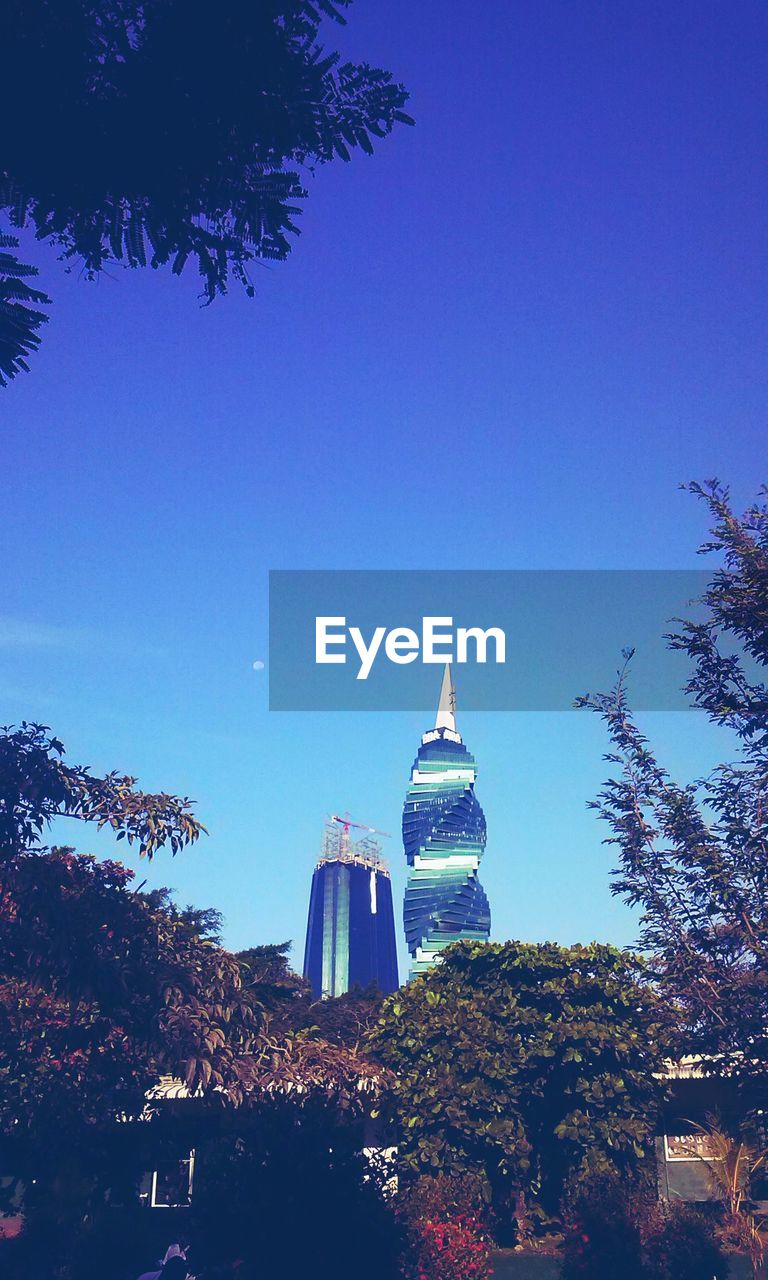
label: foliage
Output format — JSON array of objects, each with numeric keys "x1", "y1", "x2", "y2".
[
  {"x1": 0, "y1": 848, "x2": 264, "y2": 1278},
  {"x1": 368, "y1": 940, "x2": 670, "y2": 1220},
  {"x1": 0, "y1": 721, "x2": 204, "y2": 862},
  {"x1": 0, "y1": 847, "x2": 259, "y2": 1142},
  {"x1": 144, "y1": 886, "x2": 224, "y2": 943},
  {"x1": 688, "y1": 1114, "x2": 766, "y2": 1219},
  {"x1": 561, "y1": 1175, "x2": 645, "y2": 1280},
  {"x1": 235, "y1": 949, "x2": 385, "y2": 1047},
  {"x1": 0, "y1": 721, "x2": 255, "y2": 1137},
  {"x1": 563, "y1": 1180, "x2": 729, "y2": 1280},
  {"x1": 188, "y1": 1098, "x2": 403, "y2": 1280},
  {"x1": 305, "y1": 981, "x2": 384, "y2": 1049},
  {"x1": 0, "y1": 720, "x2": 258, "y2": 1271},
  {"x1": 644, "y1": 1203, "x2": 730, "y2": 1280},
  {"x1": 0, "y1": 719, "x2": 395, "y2": 1277},
  {"x1": 0, "y1": 721, "x2": 254, "y2": 1131},
  {"x1": 0, "y1": 234, "x2": 50, "y2": 386},
  {"x1": 237, "y1": 940, "x2": 310, "y2": 1035},
  {"x1": 686, "y1": 1115, "x2": 766, "y2": 1278},
  {"x1": 0, "y1": 0, "x2": 412, "y2": 382},
  {"x1": 403, "y1": 1214, "x2": 492, "y2": 1280},
  {"x1": 724, "y1": 1211, "x2": 766, "y2": 1280},
  {"x1": 239, "y1": 1028, "x2": 389, "y2": 1103},
  {"x1": 577, "y1": 481, "x2": 768, "y2": 1070},
  {"x1": 0, "y1": 719, "x2": 241, "y2": 1134},
  {"x1": 398, "y1": 1176, "x2": 492, "y2": 1280},
  {"x1": 396, "y1": 1173, "x2": 489, "y2": 1230}
]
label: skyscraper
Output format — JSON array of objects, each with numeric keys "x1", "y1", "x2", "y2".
[
  {"x1": 402, "y1": 665, "x2": 491, "y2": 975},
  {"x1": 303, "y1": 818, "x2": 399, "y2": 1000}
]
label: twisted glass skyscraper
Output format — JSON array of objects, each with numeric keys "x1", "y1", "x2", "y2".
[{"x1": 402, "y1": 665, "x2": 491, "y2": 974}]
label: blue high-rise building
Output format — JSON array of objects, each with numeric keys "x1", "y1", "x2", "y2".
[
  {"x1": 303, "y1": 819, "x2": 399, "y2": 1000},
  {"x1": 402, "y1": 665, "x2": 491, "y2": 975}
]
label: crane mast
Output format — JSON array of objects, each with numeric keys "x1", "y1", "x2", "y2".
[{"x1": 318, "y1": 811, "x2": 391, "y2": 871}]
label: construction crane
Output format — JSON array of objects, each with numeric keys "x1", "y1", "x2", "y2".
[{"x1": 329, "y1": 813, "x2": 391, "y2": 840}]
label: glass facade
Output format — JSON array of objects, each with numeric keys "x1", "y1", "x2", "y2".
[
  {"x1": 303, "y1": 851, "x2": 399, "y2": 1000},
  {"x1": 402, "y1": 669, "x2": 491, "y2": 974}
]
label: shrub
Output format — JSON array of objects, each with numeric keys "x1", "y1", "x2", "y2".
[
  {"x1": 561, "y1": 1176, "x2": 645, "y2": 1280},
  {"x1": 398, "y1": 1173, "x2": 488, "y2": 1228},
  {"x1": 563, "y1": 1176, "x2": 731, "y2": 1280},
  {"x1": 645, "y1": 1202, "x2": 729, "y2": 1280},
  {"x1": 405, "y1": 1214, "x2": 492, "y2": 1280},
  {"x1": 189, "y1": 1098, "x2": 403, "y2": 1280}
]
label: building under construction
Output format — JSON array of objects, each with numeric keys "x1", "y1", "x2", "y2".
[{"x1": 302, "y1": 815, "x2": 399, "y2": 1000}]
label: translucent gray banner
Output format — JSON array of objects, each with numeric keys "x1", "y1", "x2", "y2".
[{"x1": 268, "y1": 570, "x2": 712, "y2": 711}]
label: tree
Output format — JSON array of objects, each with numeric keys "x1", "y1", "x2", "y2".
[
  {"x1": 0, "y1": 0, "x2": 412, "y2": 382},
  {"x1": 0, "y1": 722, "x2": 260, "y2": 1119},
  {"x1": 188, "y1": 1093, "x2": 403, "y2": 1280},
  {"x1": 0, "y1": 721, "x2": 393, "y2": 1275},
  {"x1": 0, "y1": 848, "x2": 267, "y2": 1277},
  {"x1": 0, "y1": 721, "x2": 204, "y2": 862},
  {"x1": 237, "y1": 940, "x2": 310, "y2": 1036},
  {"x1": 0, "y1": 721, "x2": 268, "y2": 1273},
  {"x1": 142, "y1": 885, "x2": 224, "y2": 943},
  {"x1": 234, "y1": 949, "x2": 385, "y2": 1046},
  {"x1": 368, "y1": 941, "x2": 669, "y2": 1225},
  {"x1": 0, "y1": 234, "x2": 50, "y2": 386},
  {"x1": 0, "y1": 848, "x2": 260, "y2": 1137},
  {"x1": 0, "y1": 722, "x2": 261, "y2": 1209},
  {"x1": 561, "y1": 1179, "x2": 729, "y2": 1280},
  {"x1": 577, "y1": 481, "x2": 768, "y2": 1072},
  {"x1": 305, "y1": 981, "x2": 384, "y2": 1050}
]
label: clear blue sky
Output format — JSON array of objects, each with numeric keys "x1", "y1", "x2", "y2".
[{"x1": 2, "y1": 0, "x2": 766, "y2": 977}]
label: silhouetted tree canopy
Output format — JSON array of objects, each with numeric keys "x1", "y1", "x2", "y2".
[
  {"x1": 306, "y1": 981, "x2": 384, "y2": 1049},
  {"x1": 0, "y1": 235, "x2": 50, "y2": 386},
  {"x1": 0, "y1": 721, "x2": 205, "y2": 862},
  {"x1": 0, "y1": 847, "x2": 260, "y2": 1141},
  {"x1": 237, "y1": 940, "x2": 310, "y2": 1034},
  {"x1": 578, "y1": 481, "x2": 768, "y2": 1073},
  {"x1": 0, "y1": 720, "x2": 393, "y2": 1278},
  {"x1": 0, "y1": 0, "x2": 412, "y2": 382}
]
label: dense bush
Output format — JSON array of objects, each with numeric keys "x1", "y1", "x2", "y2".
[
  {"x1": 562, "y1": 1176, "x2": 731, "y2": 1280},
  {"x1": 188, "y1": 1098, "x2": 403, "y2": 1280},
  {"x1": 397, "y1": 1173, "x2": 489, "y2": 1228},
  {"x1": 561, "y1": 1176, "x2": 645, "y2": 1280},
  {"x1": 405, "y1": 1215, "x2": 492, "y2": 1280},
  {"x1": 397, "y1": 1175, "x2": 492, "y2": 1280},
  {"x1": 645, "y1": 1203, "x2": 729, "y2": 1280}
]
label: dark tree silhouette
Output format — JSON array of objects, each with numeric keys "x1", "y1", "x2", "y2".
[
  {"x1": 0, "y1": 235, "x2": 50, "y2": 386},
  {"x1": 579, "y1": 481, "x2": 768, "y2": 1073},
  {"x1": 0, "y1": 721, "x2": 204, "y2": 862},
  {"x1": 0, "y1": 0, "x2": 412, "y2": 382},
  {"x1": 306, "y1": 981, "x2": 384, "y2": 1050},
  {"x1": 237, "y1": 940, "x2": 311, "y2": 1035}
]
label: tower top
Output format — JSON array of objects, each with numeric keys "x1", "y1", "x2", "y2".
[
  {"x1": 435, "y1": 662, "x2": 457, "y2": 734},
  {"x1": 420, "y1": 664, "x2": 462, "y2": 746}
]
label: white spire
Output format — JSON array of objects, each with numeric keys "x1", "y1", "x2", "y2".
[{"x1": 435, "y1": 662, "x2": 457, "y2": 734}]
